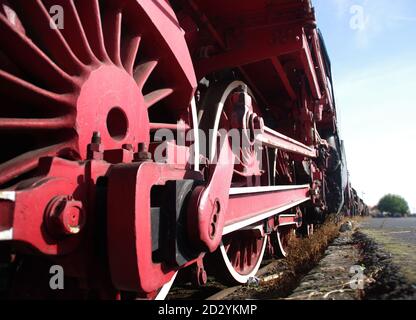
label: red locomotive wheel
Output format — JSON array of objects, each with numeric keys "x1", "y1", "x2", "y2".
[
  {"x1": 199, "y1": 81, "x2": 270, "y2": 284},
  {"x1": 0, "y1": 0, "x2": 194, "y2": 187},
  {"x1": 218, "y1": 230, "x2": 267, "y2": 284},
  {"x1": 0, "y1": 0, "x2": 196, "y2": 299},
  {"x1": 275, "y1": 226, "x2": 296, "y2": 258}
]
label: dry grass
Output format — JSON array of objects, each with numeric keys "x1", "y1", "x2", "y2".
[
  {"x1": 237, "y1": 216, "x2": 343, "y2": 299},
  {"x1": 286, "y1": 218, "x2": 341, "y2": 273}
]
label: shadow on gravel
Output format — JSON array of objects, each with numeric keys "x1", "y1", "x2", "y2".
[{"x1": 354, "y1": 231, "x2": 416, "y2": 300}]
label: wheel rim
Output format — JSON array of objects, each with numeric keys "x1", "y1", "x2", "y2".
[
  {"x1": 275, "y1": 226, "x2": 295, "y2": 258},
  {"x1": 219, "y1": 230, "x2": 268, "y2": 283},
  {"x1": 199, "y1": 81, "x2": 269, "y2": 284},
  {"x1": 0, "y1": 0, "x2": 187, "y2": 186}
]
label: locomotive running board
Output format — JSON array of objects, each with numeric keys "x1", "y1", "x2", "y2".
[{"x1": 223, "y1": 185, "x2": 310, "y2": 235}]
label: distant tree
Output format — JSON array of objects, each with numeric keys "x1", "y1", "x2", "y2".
[{"x1": 377, "y1": 194, "x2": 410, "y2": 217}]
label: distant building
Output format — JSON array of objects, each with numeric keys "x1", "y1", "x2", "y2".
[
  {"x1": 369, "y1": 207, "x2": 381, "y2": 217},
  {"x1": 369, "y1": 207, "x2": 412, "y2": 218}
]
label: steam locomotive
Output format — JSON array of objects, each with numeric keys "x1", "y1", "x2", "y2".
[{"x1": 0, "y1": 0, "x2": 365, "y2": 299}]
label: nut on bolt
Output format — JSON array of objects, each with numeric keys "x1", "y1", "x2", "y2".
[
  {"x1": 45, "y1": 196, "x2": 86, "y2": 237},
  {"x1": 87, "y1": 131, "x2": 104, "y2": 160},
  {"x1": 135, "y1": 143, "x2": 152, "y2": 161}
]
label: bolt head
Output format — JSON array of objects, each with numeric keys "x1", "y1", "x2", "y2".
[
  {"x1": 92, "y1": 131, "x2": 102, "y2": 144},
  {"x1": 46, "y1": 196, "x2": 85, "y2": 237}
]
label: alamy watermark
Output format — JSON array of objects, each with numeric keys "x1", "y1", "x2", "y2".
[
  {"x1": 349, "y1": 265, "x2": 366, "y2": 290},
  {"x1": 349, "y1": 5, "x2": 368, "y2": 31},
  {"x1": 49, "y1": 5, "x2": 64, "y2": 30},
  {"x1": 49, "y1": 265, "x2": 64, "y2": 290},
  {"x1": 152, "y1": 127, "x2": 266, "y2": 169}
]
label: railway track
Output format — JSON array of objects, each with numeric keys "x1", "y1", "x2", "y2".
[
  {"x1": 167, "y1": 220, "x2": 342, "y2": 300},
  {"x1": 167, "y1": 260, "x2": 282, "y2": 300}
]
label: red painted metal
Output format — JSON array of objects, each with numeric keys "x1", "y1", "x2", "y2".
[
  {"x1": 299, "y1": 32, "x2": 322, "y2": 101},
  {"x1": 224, "y1": 186, "x2": 310, "y2": 234},
  {"x1": 0, "y1": 0, "x2": 196, "y2": 185},
  {"x1": 0, "y1": 157, "x2": 106, "y2": 255},
  {"x1": 106, "y1": 161, "x2": 201, "y2": 294},
  {"x1": 0, "y1": 0, "x2": 361, "y2": 299},
  {"x1": 187, "y1": 137, "x2": 235, "y2": 253},
  {"x1": 270, "y1": 57, "x2": 297, "y2": 101},
  {"x1": 221, "y1": 230, "x2": 267, "y2": 276}
]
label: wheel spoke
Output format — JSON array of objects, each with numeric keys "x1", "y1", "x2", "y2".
[
  {"x1": 0, "y1": 141, "x2": 74, "y2": 185},
  {"x1": 134, "y1": 60, "x2": 158, "y2": 91},
  {"x1": 144, "y1": 88, "x2": 173, "y2": 109},
  {"x1": 0, "y1": 116, "x2": 73, "y2": 130},
  {"x1": 0, "y1": 0, "x2": 26, "y2": 33},
  {"x1": 0, "y1": 13, "x2": 77, "y2": 91},
  {"x1": 239, "y1": 243, "x2": 245, "y2": 270},
  {"x1": 247, "y1": 243, "x2": 252, "y2": 266},
  {"x1": 0, "y1": 69, "x2": 75, "y2": 108},
  {"x1": 149, "y1": 122, "x2": 190, "y2": 130},
  {"x1": 74, "y1": 0, "x2": 109, "y2": 62},
  {"x1": 121, "y1": 34, "x2": 141, "y2": 75},
  {"x1": 43, "y1": 0, "x2": 96, "y2": 65},
  {"x1": 102, "y1": 7, "x2": 123, "y2": 67},
  {"x1": 13, "y1": 0, "x2": 85, "y2": 75}
]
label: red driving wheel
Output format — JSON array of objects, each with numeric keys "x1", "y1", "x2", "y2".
[
  {"x1": 199, "y1": 81, "x2": 270, "y2": 284},
  {"x1": 0, "y1": 0, "x2": 193, "y2": 186},
  {"x1": 0, "y1": 0, "x2": 196, "y2": 299}
]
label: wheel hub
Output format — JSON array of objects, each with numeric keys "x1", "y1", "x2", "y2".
[
  {"x1": 228, "y1": 90, "x2": 263, "y2": 179},
  {"x1": 76, "y1": 65, "x2": 150, "y2": 158}
]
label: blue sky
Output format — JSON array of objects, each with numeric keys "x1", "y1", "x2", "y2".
[{"x1": 312, "y1": 0, "x2": 416, "y2": 212}]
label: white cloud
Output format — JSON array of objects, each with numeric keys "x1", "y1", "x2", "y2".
[
  {"x1": 334, "y1": 0, "x2": 351, "y2": 18},
  {"x1": 327, "y1": 0, "x2": 414, "y2": 48},
  {"x1": 333, "y1": 60, "x2": 416, "y2": 210}
]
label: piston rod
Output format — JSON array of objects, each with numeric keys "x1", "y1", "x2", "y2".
[{"x1": 256, "y1": 126, "x2": 317, "y2": 158}]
